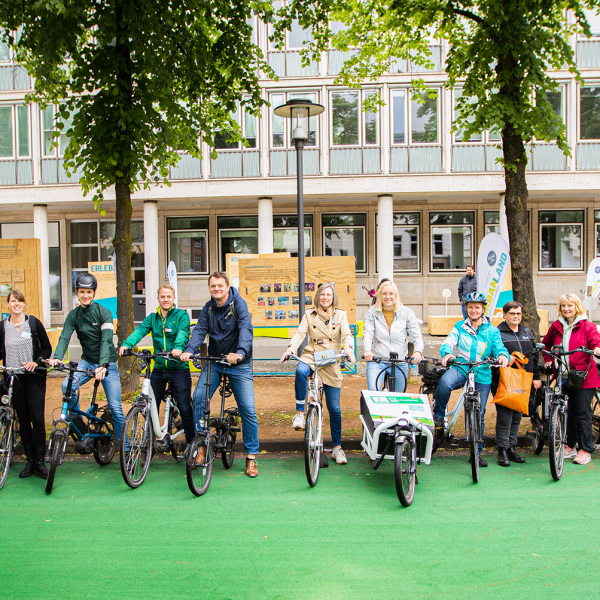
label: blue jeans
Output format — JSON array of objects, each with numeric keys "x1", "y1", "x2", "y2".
[
  {"x1": 192, "y1": 362, "x2": 259, "y2": 455},
  {"x1": 62, "y1": 360, "x2": 124, "y2": 441},
  {"x1": 150, "y1": 369, "x2": 195, "y2": 444},
  {"x1": 366, "y1": 361, "x2": 408, "y2": 392},
  {"x1": 295, "y1": 361, "x2": 342, "y2": 447},
  {"x1": 433, "y1": 367, "x2": 491, "y2": 453}
]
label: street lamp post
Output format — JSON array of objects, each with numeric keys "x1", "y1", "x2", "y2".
[{"x1": 273, "y1": 99, "x2": 325, "y2": 324}]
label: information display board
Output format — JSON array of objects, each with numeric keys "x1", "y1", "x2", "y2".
[
  {"x1": 88, "y1": 261, "x2": 117, "y2": 318},
  {"x1": 226, "y1": 252, "x2": 290, "y2": 289},
  {"x1": 238, "y1": 256, "x2": 356, "y2": 327}
]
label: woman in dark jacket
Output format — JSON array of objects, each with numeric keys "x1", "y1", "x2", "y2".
[
  {"x1": 0, "y1": 289, "x2": 52, "y2": 479},
  {"x1": 491, "y1": 301, "x2": 542, "y2": 466},
  {"x1": 542, "y1": 293, "x2": 600, "y2": 466}
]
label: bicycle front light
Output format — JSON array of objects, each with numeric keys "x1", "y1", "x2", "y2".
[{"x1": 0, "y1": 395, "x2": 9, "y2": 405}]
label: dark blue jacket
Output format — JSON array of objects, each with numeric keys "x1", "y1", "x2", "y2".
[{"x1": 185, "y1": 287, "x2": 253, "y2": 366}]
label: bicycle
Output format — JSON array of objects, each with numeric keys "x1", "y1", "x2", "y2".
[
  {"x1": 119, "y1": 349, "x2": 187, "y2": 489},
  {"x1": 370, "y1": 352, "x2": 410, "y2": 392},
  {"x1": 428, "y1": 357, "x2": 500, "y2": 484},
  {"x1": 360, "y1": 356, "x2": 434, "y2": 507},
  {"x1": 186, "y1": 355, "x2": 240, "y2": 497},
  {"x1": 44, "y1": 361, "x2": 117, "y2": 494},
  {"x1": 536, "y1": 345, "x2": 598, "y2": 481}
]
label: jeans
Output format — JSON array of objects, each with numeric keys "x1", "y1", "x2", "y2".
[
  {"x1": 294, "y1": 361, "x2": 342, "y2": 447},
  {"x1": 433, "y1": 367, "x2": 491, "y2": 453},
  {"x1": 366, "y1": 361, "x2": 408, "y2": 392},
  {"x1": 150, "y1": 369, "x2": 195, "y2": 444},
  {"x1": 62, "y1": 360, "x2": 124, "y2": 441},
  {"x1": 192, "y1": 361, "x2": 259, "y2": 455}
]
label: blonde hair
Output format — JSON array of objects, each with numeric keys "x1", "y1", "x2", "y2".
[
  {"x1": 157, "y1": 283, "x2": 176, "y2": 296},
  {"x1": 375, "y1": 281, "x2": 402, "y2": 312},
  {"x1": 558, "y1": 293, "x2": 585, "y2": 319},
  {"x1": 314, "y1": 283, "x2": 338, "y2": 309}
]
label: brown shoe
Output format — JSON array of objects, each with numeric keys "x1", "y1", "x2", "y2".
[
  {"x1": 246, "y1": 457, "x2": 258, "y2": 478},
  {"x1": 194, "y1": 445, "x2": 207, "y2": 466}
]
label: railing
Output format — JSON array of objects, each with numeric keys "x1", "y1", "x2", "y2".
[
  {"x1": 211, "y1": 149, "x2": 260, "y2": 178},
  {"x1": 169, "y1": 153, "x2": 202, "y2": 180},
  {"x1": 267, "y1": 51, "x2": 319, "y2": 77},
  {"x1": 0, "y1": 64, "x2": 30, "y2": 91},
  {"x1": 0, "y1": 159, "x2": 33, "y2": 185},
  {"x1": 391, "y1": 146, "x2": 443, "y2": 173},
  {"x1": 330, "y1": 147, "x2": 381, "y2": 175},
  {"x1": 269, "y1": 148, "x2": 320, "y2": 176}
]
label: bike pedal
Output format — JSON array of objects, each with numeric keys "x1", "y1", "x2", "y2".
[
  {"x1": 449, "y1": 440, "x2": 460, "y2": 447},
  {"x1": 525, "y1": 430, "x2": 537, "y2": 439}
]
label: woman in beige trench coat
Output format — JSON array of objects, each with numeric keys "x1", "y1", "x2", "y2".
[{"x1": 280, "y1": 283, "x2": 355, "y2": 465}]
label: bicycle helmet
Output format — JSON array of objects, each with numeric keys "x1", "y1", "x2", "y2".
[
  {"x1": 463, "y1": 292, "x2": 487, "y2": 305},
  {"x1": 75, "y1": 272, "x2": 98, "y2": 290}
]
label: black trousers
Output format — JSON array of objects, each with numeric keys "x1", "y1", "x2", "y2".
[
  {"x1": 566, "y1": 387, "x2": 595, "y2": 454},
  {"x1": 12, "y1": 373, "x2": 47, "y2": 452}
]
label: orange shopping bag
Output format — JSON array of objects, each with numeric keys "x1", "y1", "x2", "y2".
[{"x1": 491, "y1": 352, "x2": 533, "y2": 415}]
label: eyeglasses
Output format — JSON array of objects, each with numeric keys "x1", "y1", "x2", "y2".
[{"x1": 507, "y1": 312, "x2": 522, "y2": 316}]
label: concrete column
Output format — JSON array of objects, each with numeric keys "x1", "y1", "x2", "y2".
[
  {"x1": 143, "y1": 201, "x2": 160, "y2": 316},
  {"x1": 33, "y1": 204, "x2": 51, "y2": 327},
  {"x1": 499, "y1": 193, "x2": 509, "y2": 247},
  {"x1": 258, "y1": 197, "x2": 274, "y2": 254},
  {"x1": 377, "y1": 194, "x2": 394, "y2": 282}
]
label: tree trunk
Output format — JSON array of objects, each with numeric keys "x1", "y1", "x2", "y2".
[{"x1": 502, "y1": 127, "x2": 541, "y2": 339}]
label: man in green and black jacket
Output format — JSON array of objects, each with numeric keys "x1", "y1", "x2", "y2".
[{"x1": 120, "y1": 284, "x2": 194, "y2": 444}]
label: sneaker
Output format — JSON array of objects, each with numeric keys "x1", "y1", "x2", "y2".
[
  {"x1": 246, "y1": 458, "x2": 258, "y2": 477},
  {"x1": 564, "y1": 445, "x2": 577, "y2": 459},
  {"x1": 332, "y1": 446, "x2": 347, "y2": 465},
  {"x1": 292, "y1": 412, "x2": 305, "y2": 430},
  {"x1": 573, "y1": 450, "x2": 592, "y2": 465}
]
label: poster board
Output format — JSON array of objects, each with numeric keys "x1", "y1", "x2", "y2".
[
  {"x1": 0, "y1": 239, "x2": 42, "y2": 320},
  {"x1": 238, "y1": 256, "x2": 356, "y2": 327},
  {"x1": 226, "y1": 252, "x2": 291, "y2": 288},
  {"x1": 88, "y1": 261, "x2": 117, "y2": 318}
]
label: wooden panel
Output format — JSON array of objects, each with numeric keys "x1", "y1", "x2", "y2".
[
  {"x1": 429, "y1": 310, "x2": 550, "y2": 336},
  {"x1": 226, "y1": 252, "x2": 290, "y2": 287},
  {"x1": 46, "y1": 328, "x2": 63, "y2": 350},
  {"x1": 0, "y1": 238, "x2": 42, "y2": 320},
  {"x1": 238, "y1": 256, "x2": 356, "y2": 328}
]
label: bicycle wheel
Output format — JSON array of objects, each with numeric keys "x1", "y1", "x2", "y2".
[
  {"x1": 466, "y1": 400, "x2": 480, "y2": 484},
  {"x1": 45, "y1": 429, "x2": 66, "y2": 495},
  {"x1": 0, "y1": 414, "x2": 13, "y2": 491},
  {"x1": 548, "y1": 403, "x2": 565, "y2": 481},
  {"x1": 186, "y1": 434, "x2": 213, "y2": 497},
  {"x1": 530, "y1": 393, "x2": 545, "y2": 455},
  {"x1": 592, "y1": 391, "x2": 600, "y2": 445},
  {"x1": 221, "y1": 426, "x2": 237, "y2": 470},
  {"x1": 304, "y1": 404, "x2": 321, "y2": 487},
  {"x1": 92, "y1": 410, "x2": 117, "y2": 466},
  {"x1": 168, "y1": 403, "x2": 186, "y2": 463},
  {"x1": 119, "y1": 405, "x2": 153, "y2": 489},
  {"x1": 394, "y1": 438, "x2": 416, "y2": 507}
]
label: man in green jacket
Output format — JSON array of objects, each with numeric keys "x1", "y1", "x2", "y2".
[
  {"x1": 120, "y1": 284, "x2": 194, "y2": 444},
  {"x1": 48, "y1": 272, "x2": 124, "y2": 441}
]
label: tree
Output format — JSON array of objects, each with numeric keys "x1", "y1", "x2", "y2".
[
  {"x1": 0, "y1": 0, "x2": 272, "y2": 382},
  {"x1": 274, "y1": 0, "x2": 598, "y2": 335}
]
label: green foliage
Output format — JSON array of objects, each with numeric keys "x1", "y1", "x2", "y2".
[{"x1": 0, "y1": 0, "x2": 274, "y2": 207}]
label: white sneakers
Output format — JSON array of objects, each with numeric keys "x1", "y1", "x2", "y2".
[
  {"x1": 292, "y1": 412, "x2": 305, "y2": 430},
  {"x1": 564, "y1": 445, "x2": 578, "y2": 459},
  {"x1": 573, "y1": 450, "x2": 592, "y2": 465},
  {"x1": 332, "y1": 446, "x2": 347, "y2": 465}
]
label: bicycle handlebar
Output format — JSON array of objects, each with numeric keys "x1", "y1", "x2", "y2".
[
  {"x1": 286, "y1": 353, "x2": 346, "y2": 368},
  {"x1": 42, "y1": 359, "x2": 100, "y2": 379},
  {"x1": 0, "y1": 364, "x2": 47, "y2": 375}
]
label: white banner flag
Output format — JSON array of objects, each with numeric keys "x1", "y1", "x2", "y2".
[
  {"x1": 167, "y1": 261, "x2": 178, "y2": 307},
  {"x1": 586, "y1": 257, "x2": 600, "y2": 299},
  {"x1": 477, "y1": 233, "x2": 511, "y2": 317}
]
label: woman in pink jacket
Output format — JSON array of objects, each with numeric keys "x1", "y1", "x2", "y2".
[{"x1": 542, "y1": 294, "x2": 600, "y2": 465}]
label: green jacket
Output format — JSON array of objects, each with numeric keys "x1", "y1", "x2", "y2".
[
  {"x1": 122, "y1": 306, "x2": 190, "y2": 370},
  {"x1": 54, "y1": 302, "x2": 117, "y2": 365}
]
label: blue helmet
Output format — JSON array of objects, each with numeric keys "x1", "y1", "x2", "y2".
[{"x1": 464, "y1": 292, "x2": 487, "y2": 306}]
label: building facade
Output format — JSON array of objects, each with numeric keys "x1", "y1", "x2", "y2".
[{"x1": 1, "y1": 14, "x2": 600, "y2": 327}]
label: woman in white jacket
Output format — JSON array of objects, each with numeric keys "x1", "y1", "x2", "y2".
[{"x1": 363, "y1": 280, "x2": 424, "y2": 391}]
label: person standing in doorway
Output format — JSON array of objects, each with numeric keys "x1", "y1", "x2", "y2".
[{"x1": 458, "y1": 264, "x2": 477, "y2": 319}]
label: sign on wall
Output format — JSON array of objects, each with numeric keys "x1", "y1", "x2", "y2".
[{"x1": 88, "y1": 261, "x2": 117, "y2": 318}]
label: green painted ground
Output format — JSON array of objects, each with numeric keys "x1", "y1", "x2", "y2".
[{"x1": 2, "y1": 453, "x2": 599, "y2": 600}]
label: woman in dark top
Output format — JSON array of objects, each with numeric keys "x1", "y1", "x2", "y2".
[
  {"x1": 0, "y1": 289, "x2": 52, "y2": 479},
  {"x1": 491, "y1": 301, "x2": 541, "y2": 466}
]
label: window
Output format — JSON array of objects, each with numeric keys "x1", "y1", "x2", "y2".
[
  {"x1": 0, "y1": 222, "x2": 61, "y2": 310},
  {"x1": 270, "y1": 1, "x2": 313, "y2": 50},
  {"x1": 596, "y1": 210, "x2": 600, "y2": 256},
  {"x1": 167, "y1": 217, "x2": 209, "y2": 275},
  {"x1": 580, "y1": 87, "x2": 600, "y2": 140},
  {"x1": 0, "y1": 104, "x2": 29, "y2": 158},
  {"x1": 392, "y1": 213, "x2": 420, "y2": 271},
  {"x1": 580, "y1": 9, "x2": 600, "y2": 37},
  {"x1": 484, "y1": 211, "x2": 499, "y2": 235},
  {"x1": 273, "y1": 214, "x2": 313, "y2": 257},
  {"x1": 218, "y1": 216, "x2": 258, "y2": 271},
  {"x1": 322, "y1": 213, "x2": 366, "y2": 272},
  {"x1": 331, "y1": 90, "x2": 378, "y2": 146},
  {"x1": 391, "y1": 89, "x2": 407, "y2": 144},
  {"x1": 214, "y1": 103, "x2": 257, "y2": 150},
  {"x1": 535, "y1": 86, "x2": 566, "y2": 141},
  {"x1": 429, "y1": 212, "x2": 474, "y2": 271},
  {"x1": 270, "y1": 91, "x2": 320, "y2": 148},
  {"x1": 411, "y1": 90, "x2": 439, "y2": 143},
  {"x1": 539, "y1": 210, "x2": 583, "y2": 270},
  {"x1": 70, "y1": 220, "x2": 145, "y2": 296},
  {"x1": 42, "y1": 105, "x2": 72, "y2": 157},
  {"x1": 0, "y1": 31, "x2": 10, "y2": 62},
  {"x1": 453, "y1": 89, "x2": 482, "y2": 143}
]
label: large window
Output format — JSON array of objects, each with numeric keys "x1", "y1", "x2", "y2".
[
  {"x1": 41, "y1": 105, "x2": 72, "y2": 157},
  {"x1": 167, "y1": 217, "x2": 209, "y2": 275},
  {"x1": 596, "y1": 210, "x2": 600, "y2": 257},
  {"x1": 271, "y1": 91, "x2": 320, "y2": 148},
  {"x1": 411, "y1": 90, "x2": 439, "y2": 143},
  {"x1": 273, "y1": 215, "x2": 313, "y2": 257},
  {"x1": 218, "y1": 216, "x2": 258, "y2": 271},
  {"x1": 580, "y1": 86, "x2": 600, "y2": 140},
  {"x1": 331, "y1": 90, "x2": 378, "y2": 146},
  {"x1": 392, "y1": 213, "x2": 420, "y2": 272},
  {"x1": 539, "y1": 210, "x2": 583, "y2": 270},
  {"x1": 429, "y1": 212, "x2": 474, "y2": 271},
  {"x1": 0, "y1": 104, "x2": 29, "y2": 158},
  {"x1": 214, "y1": 103, "x2": 257, "y2": 150},
  {"x1": 0, "y1": 222, "x2": 61, "y2": 310},
  {"x1": 322, "y1": 213, "x2": 366, "y2": 272}
]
